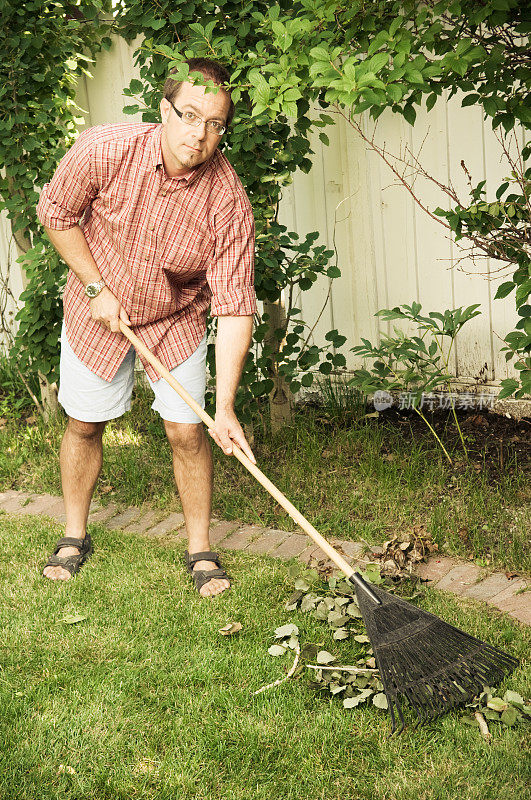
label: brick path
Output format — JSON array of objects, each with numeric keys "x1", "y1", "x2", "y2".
[{"x1": 1, "y1": 489, "x2": 529, "y2": 626}]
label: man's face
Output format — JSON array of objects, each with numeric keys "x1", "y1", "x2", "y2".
[{"x1": 160, "y1": 81, "x2": 231, "y2": 176}]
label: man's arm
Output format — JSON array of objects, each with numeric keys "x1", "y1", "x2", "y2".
[
  {"x1": 209, "y1": 314, "x2": 256, "y2": 464},
  {"x1": 44, "y1": 225, "x2": 130, "y2": 332}
]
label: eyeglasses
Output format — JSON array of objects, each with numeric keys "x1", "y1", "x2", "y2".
[{"x1": 167, "y1": 99, "x2": 226, "y2": 136}]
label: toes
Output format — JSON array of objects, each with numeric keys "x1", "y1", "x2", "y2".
[
  {"x1": 199, "y1": 579, "x2": 230, "y2": 597},
  {"x1": 43, "y1": 566, "x2": 72, "y2": 581}
]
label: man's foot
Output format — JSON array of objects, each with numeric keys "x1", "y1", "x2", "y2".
[
  {"x1": 184, "y1": 550, "x2": 231, "y2": 598},
  {"x1": 43, "y1": 534, "x2": 92, "y2": 580}
]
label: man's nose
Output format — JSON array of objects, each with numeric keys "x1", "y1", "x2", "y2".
[{"x1": 194, "y1": 121, "x2": 208, "y2": 141}]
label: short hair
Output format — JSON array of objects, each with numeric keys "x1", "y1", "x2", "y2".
[{"x1": 163, "y1": 57, "x2": 235, "y2": 127}]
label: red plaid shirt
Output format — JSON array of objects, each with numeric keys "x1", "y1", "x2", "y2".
[{"x1": 37, "y1": 123, "x2": 256, "y2": 381}]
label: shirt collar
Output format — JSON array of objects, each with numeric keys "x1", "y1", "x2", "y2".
[{"x1": 150, "y1": 124, "x2": 212, "y2": 186}]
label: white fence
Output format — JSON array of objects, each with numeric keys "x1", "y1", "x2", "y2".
[{"x1": 1, "y1": 33, "x2": 524, "y2": 390}]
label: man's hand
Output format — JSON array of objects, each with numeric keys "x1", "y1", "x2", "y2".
[
  {"x1": 208, "y1": 407, "x2": 256, "y2": 465},
  {"x1": 89, "y1": 287, "x2": 131, "y2": 332}
]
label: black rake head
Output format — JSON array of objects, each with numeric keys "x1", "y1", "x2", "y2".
[{"x1": 353, "y1": 582, "x2": 519, "y2": 733}]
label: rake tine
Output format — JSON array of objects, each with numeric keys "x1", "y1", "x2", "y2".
[
  {"x1": 395, "y1": 694, "x2": 405, "y2": 734},
  {"x1": 388, "y1": 700, "x2": 397, "y2": 734},
  {"x1": 405, "y1": 690, "x2": 424, "y2": 728},
  {"x1": 384, "y1": 685, "x2": 396, "y2": 734}
]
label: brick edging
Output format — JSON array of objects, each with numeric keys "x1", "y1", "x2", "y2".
[{"x1": 1, "y1": 490, "x2": 529, "y2": 625}]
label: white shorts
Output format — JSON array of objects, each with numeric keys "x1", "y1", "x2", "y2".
[{"x1": 58, "y1": 324, "x2": 207, "y2": 424}]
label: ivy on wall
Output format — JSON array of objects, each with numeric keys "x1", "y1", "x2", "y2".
[{"x1": 0, "y1": 0, "x2": 113, "y2": 412}]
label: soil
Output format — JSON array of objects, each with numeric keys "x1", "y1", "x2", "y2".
[
  {"x1": 303, "y1": 401, "x2": 530, "y2": 484},
  {"x1": 378, "y1": 407, "x2": 530, "y2": 479}
]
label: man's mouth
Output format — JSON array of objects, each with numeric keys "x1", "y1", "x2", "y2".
[{"x1": 186, "y1": 145, "x2": 201, "y2": 153}]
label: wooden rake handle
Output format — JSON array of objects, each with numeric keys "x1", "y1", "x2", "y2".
[{"x1": 119, "y1": 322, "x2": 380, "y2": 603}]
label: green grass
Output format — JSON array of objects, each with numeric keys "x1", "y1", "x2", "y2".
[
  {"x1": 1, "y1": 383, "x2": 529, "y2": 574},
  {"x1": 0, "y1": 514, "x2": 529, "y2": 800}
]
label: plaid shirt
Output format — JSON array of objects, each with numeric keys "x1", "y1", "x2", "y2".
[{"x1": 37, "y1": 123, "x2": 256, "y2": 381}]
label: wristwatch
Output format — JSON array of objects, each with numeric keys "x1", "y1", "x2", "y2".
[{"x1": 85, "y1": 280, "x2": 106, "y2": 299}]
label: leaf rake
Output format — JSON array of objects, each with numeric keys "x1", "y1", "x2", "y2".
[
  {"x1": 352, "y1": 576, "x2": 518, "y2": 732},
  {"x1": 119, "y1": 322, "x2": 519, "y2": 732}
]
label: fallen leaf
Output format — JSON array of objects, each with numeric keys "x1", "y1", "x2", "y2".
[
  {"x1": 330, "y1": 684, "x2": 347, "y2": 695},
  {"x1": 500, "y1": 706, "x2": 518, "y2": 726},
  {"x1": 57, "y1": 765, "x2": 76, "y2": 775},
  {"x1": 300, "y1": 643, "x2": 320, "y2": 660},
  {"x1": 503, "y1": 690, "x2": 524, "y2": 709},
  {"x1": 61, "y1": 614, "x2": 87, "y2": 625},
  {"x1": 343, "y1": 696, "x2": 363, "y2": 708},
  {"x1": 274, "y1": 623, "x2": 299, "y2": 639},
  {"x1": 284, "y1": 590, "x2": 304, "y2": 610},
  {"x1": 316, "y1": 650, "x2": 336, "y2": 665},
  {"x1": 333, "y1": 628, "x2": 349, "y2": 640},
  {"x1": 486, "y1": 697, "x2": 508, "y2": 712},
  {"x1": 372, "y1": 692, "x2": 389, "y2": 709},
  {"x1": 218, "y1": 622, "x2": 242, "y2": 636},
  {"x1": 268, "y1": 644, "x2": 287, "y2": 657}
]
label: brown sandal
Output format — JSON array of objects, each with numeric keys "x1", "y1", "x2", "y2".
[
  {"x1": 184, "y1": 550, "x2": 230, "y2": 594},
  {"x1": 43, "y1": 534, "x2": 92, "y2": 578}
]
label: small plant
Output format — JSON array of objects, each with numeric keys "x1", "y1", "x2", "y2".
[
  {"x1": 348, "y1": 303, "x2": 482, "y2": 464},
  {"x1": 315, "y1": 374, "x2": 366, "y2": 426}
]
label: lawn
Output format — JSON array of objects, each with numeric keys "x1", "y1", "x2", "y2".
[
  {"x1": 1, "y1": 381, "x2": 529, "y2": 574},
  {"x1": 0, "y1": 514, "x2": 529, "y2": 800}
]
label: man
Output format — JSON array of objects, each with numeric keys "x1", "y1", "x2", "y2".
[{"x1": 36, "y1": 58, "x2": 256, "y2": 597}]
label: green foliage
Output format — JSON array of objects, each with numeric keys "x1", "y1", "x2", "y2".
[
  {"x1": 348, "y1": 303, "x2": 482, "y2": 462},
  {"x1": 433, "y1": 147, "x2": 531, "y2": 399},
  {"x1": 14, "y1": 243, "x2": 66, "y2": 383},
  {"x1": 0, "y1": 1, "x2": 112, "y2": 388}
]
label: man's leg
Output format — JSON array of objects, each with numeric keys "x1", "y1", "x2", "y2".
[
  {"x1": 43, "y1": 417, "x2": 106, "y2": 581},
  {"x1": 164, "y1": 420, "x2": 229, "y2": 597}
]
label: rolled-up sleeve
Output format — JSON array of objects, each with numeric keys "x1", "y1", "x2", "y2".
[
  {"x1": 36, "y1": 129, "x2": 98, "y2": 230},
  {"x1": 207, "y1": 195, "x2": 257, "y2": 316}
]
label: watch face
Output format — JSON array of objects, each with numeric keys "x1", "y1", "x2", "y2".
[{"x1": 86, "y1": 283, "x2": 102, "y2": 298}]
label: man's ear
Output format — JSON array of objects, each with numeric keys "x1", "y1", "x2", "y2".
[{"x1": 160, "y1": 97, "x2": 170, "y2": 124}]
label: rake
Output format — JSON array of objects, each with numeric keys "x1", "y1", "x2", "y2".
[{"x1": 120, "y1": 322, "x2": 519, "y2": 732}]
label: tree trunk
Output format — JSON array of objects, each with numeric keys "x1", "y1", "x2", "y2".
[
  {"x1": 264, "y1": 295, "x2": 292, "y2": 433},
  {"x1": 38, "y1": 371, "x2": 59, "y2": 421}
]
